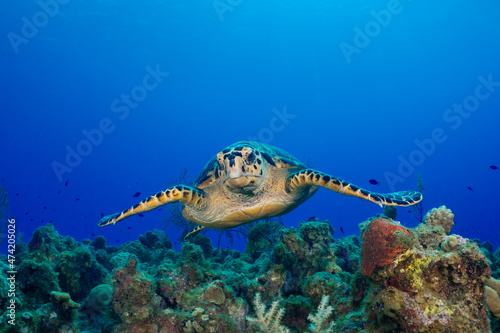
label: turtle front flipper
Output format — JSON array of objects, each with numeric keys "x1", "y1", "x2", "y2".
[
  {"x1": 287, "y1": 169, "x2": 422, "y2": 207},
  {"x1": 98, "y1": 185, "x2": 206, "y2": 227}
]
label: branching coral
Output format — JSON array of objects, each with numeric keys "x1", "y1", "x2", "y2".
[
  {"x1": 248, "y1": 293, "x2": 337, "y2": 333},
  {"x1": 247, "y1": 293, "x2": 289, "y2": 333},
  {"x1": 424, "y1": 205, "x2": 454, "y2": 234},
  {"x1": 307, "y1": 295, "x2": 334, "y2": 333}
]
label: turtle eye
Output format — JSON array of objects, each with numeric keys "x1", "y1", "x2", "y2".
[
  {"x1": 217, "y1": 152, "x2": 225, "y2": 169},
  {"x1": 246, "y1": 151, "x2": 256, "y2": 164}
]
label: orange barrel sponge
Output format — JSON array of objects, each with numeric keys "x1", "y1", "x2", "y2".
[{"x1": 360, "y1": 217, "x2": 414, "y2": 276}]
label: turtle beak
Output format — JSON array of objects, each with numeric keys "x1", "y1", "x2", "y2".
[
  {"x1": 217, "y1": 149, "x2": 263, "y2": 189},
  {"x1": 225, "y1": 155, "x2": 246, "y2": 179}
]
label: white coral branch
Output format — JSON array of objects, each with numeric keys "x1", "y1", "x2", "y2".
[
  {"x1": 308, "y1": 295, "x2": 335, "y2": 333},
  {"x1": 247, "y1": 293, "x2": 290, "y2": 333}
]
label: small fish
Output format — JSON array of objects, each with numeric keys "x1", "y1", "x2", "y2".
[
  {"x1": 308, "y1": 216, "x2": 319, "y2": 222},
  {"x1": 138, "y1": 213, "x2": 144, "y2": 217},
  {"x1": 369, "y1": 179, "x2": 380, "y2": 185},
  {"x1": 43, "y1": 206, "x2": 47, "y2": 209},
  {"x1": 467, "y1": 187, "x2": 473, "y2": 191},
  {"x1": 101, "y1": 213, "x2": 105, "y2": 218},
  {"x1": 16, "y1": 193, "x2": 19, "y2": 196},
  {"x1": 30, "y1": 218, "x2": 33, "y2": 221},
  {"x1": 57, "y1": 190, "x2": 62, "y2": 194},
  {"x1": 75, "y1": 198, "x2": 80, "y2": 201},
  {"x1": 65, "y1": 180, "x2": 69, "y2": 187},
  {"x1": 133, "y1": 192, "x2": 141, "y2": 198},
  {"x1": 340, "y1": 227, "x2": 344, "y2": 234},
  {"x1": 128, "y1": 227, "x2": 132, "y2": 229},
  {"x1": 491, "y1": 165, "x2": 499, "y2": 170},
  {"x1": 25, "y1": 212, "x2": 28, "y2": 215}
]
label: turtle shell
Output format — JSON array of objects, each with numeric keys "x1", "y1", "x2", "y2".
[{"x1": 193, "y1": 141, "x2": 306, "y2": 189}]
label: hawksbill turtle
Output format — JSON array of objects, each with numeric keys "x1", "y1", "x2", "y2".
[{"x1": 98, "y1": 141, "x2": 422, "y2": 237}]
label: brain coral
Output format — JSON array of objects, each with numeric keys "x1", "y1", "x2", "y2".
[
  {"x1": 110, "y1": 252, "x2": 132, "y2": 269},
  {"x1": 84, "y1": 284, "x2": 113, "y2": 311},
  {"x1": 424, "y1": 205, "x2": 455, "y2": 234}
]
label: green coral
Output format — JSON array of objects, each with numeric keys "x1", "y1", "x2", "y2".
[
  {"x1": 18, "y1": 259, "x2": 61, "y2": 306},
  {"x1": 55, "y1": 245, "x2": 106, "y2": 300},
  {"x1": 8, "y1": 212, "x2": 497, "y2": 332},
  {"x1": 83, "y1": 284, "x2": 113, "y2": 311},
  {"x1": 0, "y1": 184, "x2": 9, "y2": 247},
  {"x1": 50, "y1": 291, "x2": 80, "y2": 311},
  {"x1": 204, "y1": 282, "x2": 226, "y2": 305},
  {"x1": 246, "y1": 221, "x2": 285, "y2": 260}
]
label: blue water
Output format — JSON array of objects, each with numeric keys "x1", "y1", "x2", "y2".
[{"x1": 2, "y1": 0, "x2": 500, "y2": 252}]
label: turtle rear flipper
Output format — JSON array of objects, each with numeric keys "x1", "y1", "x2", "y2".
[
  {"x1": 287, "y1": 169, "x2": 422, "y2": 207},
  {"x1": 98, "y1": 185, "x2": 206, "y2": 227},
  {"x1": 98, "y1": 212, "x2": 122, "y2": 227},
  {"x1": 183, "y1": 225, "x2": 206, "y2": 240}
]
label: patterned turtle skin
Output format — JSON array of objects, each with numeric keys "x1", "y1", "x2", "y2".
[{"x1": 98, "y1": 141, "x2": 422, "y2": 237}]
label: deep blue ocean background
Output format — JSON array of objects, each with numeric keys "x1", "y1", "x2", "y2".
[{"x1": 1, "y1": 0, "x2": 499, "y2": 253}]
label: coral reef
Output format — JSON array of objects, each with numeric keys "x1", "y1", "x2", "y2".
[
  {"x1": 2, "y1": 206, "x2": 498, "y2": 332},
  {"x1": 359, "y1": 217, "x2": 415, "y2": 276},
  {"x1": 82, "y1": 284, "x2": 113, "y2": 313},
  {"x1": 0, "y1": 184, "x2": 9, "y2": 247},
  {"x1": 487, "y1": 278, "x2": 500, "y2": 319},
  {"x1": 247, "y1": 293, "x2": 289, "y2": 332},
  {"x1": 424, "y1": 205, "x2": 455, "y2": 234},
  {"x1": 111, "y1": 255, "x2": 174, "y2": 332},
  {"x1": 360, "y1": 215, "x2": 491, "y2": 332},
  {"x1": 307, "y1": 295, "x2": 334, "y2": 332}
]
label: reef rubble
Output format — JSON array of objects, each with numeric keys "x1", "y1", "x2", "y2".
[{"x1": 1, "y1": 206, "x2": 499, "y2": 332}]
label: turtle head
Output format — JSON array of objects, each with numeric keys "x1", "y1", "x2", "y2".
[{"x1": 217, "y1": 145, "x2": 265, "y2": 190}]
